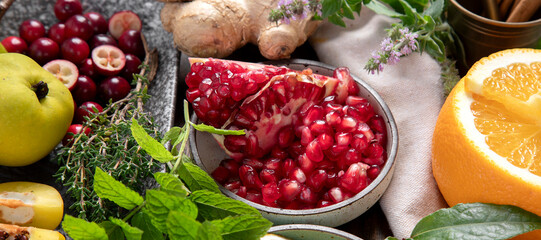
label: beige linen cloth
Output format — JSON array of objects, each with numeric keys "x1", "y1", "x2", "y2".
[{"x1": 310, "y1": 8, "x2": 448, "y2": 238}]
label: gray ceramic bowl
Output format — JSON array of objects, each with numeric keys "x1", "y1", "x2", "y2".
[
  {"x1": 266, "y1": 224, "x2": 363, "y2": 240},
  {"x1": 189, "y1": 59, "x2": 398, "y2": 227}
]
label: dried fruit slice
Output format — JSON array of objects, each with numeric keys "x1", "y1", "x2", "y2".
[
  {"x1": 108, "y1": 10, "x2": 142, "y2": 39},
  {"x1": 0, "y1": 223, "x2": 65, "y2": 240},
  {"x1": 43, "y1": 59, "x2": 78, "y2": 90},
  {"x1": 91, "y1": 45, "x2": 126, "y2": 76}
]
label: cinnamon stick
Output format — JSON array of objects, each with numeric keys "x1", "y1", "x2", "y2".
[
  {"x1": 499, "y1": 0, "x2": 515, "y2": 19},
  {"x1": 507, "y1": 0, "x2": 541, "y2": 22}
]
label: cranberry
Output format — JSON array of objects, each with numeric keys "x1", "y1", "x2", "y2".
[
  {"x1": 107, "y1": 10, "x2": 142, "y2": 39},
  {"x1": 19, "y1": 19, "x2": 46, "y2": 44},
  {"x1": 74, "y1": 101, "x2": 103, "y2": 124},
  {"x1": 84, "y1": 12, "x2": 108, "y2": 34},
  {"x1": 28, "y1": 38, "x2": 59, "y2": 65},
  {"x1": 61, "y1": 37, "x2": 89, "y2": 64},
  {"x1": 118, "y1": 30, "x2": 145, "y2": 58},
  {"x1": 91, "y1": 45, "x2": 126, "y2": 76},
  {"x1": 121, "y1": 54, "x2": 142, "y2": 81},
  {"x1": 89, "y1": 34, "x2": 117, "y2": 49},
  {"x1": 1, "y1": 36, "x2": 28, "y2": 53},
  {"x1": 72, "y1": 75, "x2": 97, "y2": 104},
  {"x1": 98, "y1": 76, "x2": 131, "y2": 103},
  {"x1": 62, "y1": 124, "x2": 91, "y2": 146},
  {"x1": 48, "y1": 23, "x2": 67, "y2": 44},
  {"x1": 54, "y1": 0, "x2": 83, "y2": 22},
  {"x1": 79, "y1": 58, "x2": 98, "y2": 79},
  {"x1": 64, "y1": 14, "x2": 93, "y2": 41}
]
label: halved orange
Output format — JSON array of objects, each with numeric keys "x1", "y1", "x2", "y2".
[{"x1": 432, "y1": 49, "x2": 541, "y2": 240}]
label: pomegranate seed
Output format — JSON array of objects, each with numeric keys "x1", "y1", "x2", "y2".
[
  {"x1": 239, "y1": 165, "x2": 263, "y2": 190},
  {"x1": 325, "y1": 103, "x2": 342, "y2": 114},
  {"x1": 282, "y1": 158, "x2": 297, "y2": 178},
  {"x1": 245, "y1": 79, "x2": 258, "y2": 94},
  {"x1": 369, "y1": 115, "x2": 386, "y2": 133},
  {"x1": 352, "y1": 134, "x2": 369, "y2": 152},
  {"x1": 328, "y1": 187, "x2": 345, "y2": 203},
  {"x1": 271, "y1": 147, "x2": 289, "y2": 159},
  {"x1": 242, "y1": 158, "x2": 264, "y2": 171},
  {"x1": 365, "y1": 142, "x2": 384, "y2": 158},
  {"x1": 284, "y1": 200, "x2": 302, "y2": 210},
  {"x1": 298, "y1": 154, "x2": 316, "y2": 173},
  {"x1": 245, "y1": 190, "x2": 263, "y2": 204},
  {"x1": 374, "y1": 133, "x2": 386, "y2": 145},
  {"x1": 186, "y1": 89, "x2": 201, "y2": 103},
  {"x1": 288, "y1": 142, "x2": 305, "y2": 158},
  {"x1": 260, "y1": 169, "x2": 279, "y2": 183},
  {"x1": 224, "y1": 135, "x2": 247, "y2": 153},
  {"x1": 303, "y1": 105, "x2": 324, "y2": 125},
  {"x1": 224, "y1": 180, "x2": 241, "y2": 191},
  {"x1": 310, "y1": 120, "x2": 331, "y2": 135},
  {"x1": 246, "y1": 134, "x2": 261, "y2": 157},
  {"x1": 367, "y1": 166, "x2": 381, "y2": 180},
  {"x1": 290, "y1": 168, "x2": 307, "y2": 183},
  {"x1": 308, "y1": 169, "x2": 328, "y2": 192},
  {"x1": 325, "y1": 145, "x2": 347, "y2": 159},
  {"x1": 211, "y1": 166, "x2": 229, "y2": 184},
  {"x1": 299, "y1": 186, "x2": 318, "y2": 204},
  {"x1": 278, "y1": 126, "x2": 295, "y2": 148},
  {"x1": 338, "y1": 162, "x2": 368, "y2": 194},
  {"x1": 362, "y1": 156, "x2": 385, "y2": 166},
  {"x1": 264, "y1": 158, "x2": 282, "y2": 171},
  {"x1": 221, "y1": 159, "x2": 240, "y2": 177},
  {"x1": 300, "y1": 126, "x2": 314, "y2": 146},
  {"x1": 344, "y1": 148, "x2": 361, "y2": 165},
  {"x1": 237, "y1": 186, "x2": 247, "y2": 198},
  {"x1": 339, "y1": 116, "x2": 358, "y2": 133},
  {"x1": 346, "y1": 96, "x2": 368, "y2": 107},
  {"x1": 279, "y1": 180, "x2": 301, "y2": 202},
  {"x1": 326, "y1": 111, "x2": 342, "y2": 127},
  {"x1": 306, "y1": 140, "x2": 324, "y2": 162},
  {"x1": 317, "y1": 133, "x2": 334, "y2": 150},
  {"x1": 356, "y1": 122, "x2": 375, "y2": 141},
  {"x1": 335, "y1": 132, "x2": 352, "y2": 146},
  {"x1": 317, "y1": 200, "x2": 333, "y2": 208},
  {"x1": 262, "y1": 182, "x2": 281, "y2": 203},
  {"x1": 326, "y1": 171, "x2": 338, "y2": 189}
]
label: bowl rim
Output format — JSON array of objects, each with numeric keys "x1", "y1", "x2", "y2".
[
  {"x1": 267, "y1": 224, "x2": 364, "y2": 240},
  {"x1": 189, "y1": 58, "x2": 399, "y2": 216}
]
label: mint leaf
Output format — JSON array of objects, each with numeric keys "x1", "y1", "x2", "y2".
[
  {"x1": 197, "y1": 221, "x2": 223, "y2": 240},
  {"x1": 322, "y1": 0, "x2": 342, "y2": 18},
  {"x1": 327, "y1": 14, "x2": 346, "y2": 27},
  {"x1": 189, "y1": 190, "x2": 261, "y2": 221},
  {"x1": 131, "y1": 212, "x2": 165, "y2": 240},
  {"x1": 365, "y1": 0, "x2": 403, "y2": 17},
  {"x1": 63, "y1": 215, "x2": 109, "y2": 240},
  {"x1": 411, "y1": 203, "x2": 541, "y2": 240},
  {"x1": 100, "y1": 221, "x2": 124, "y2": 240},
  {"x1": 189, "y1": 122, "x2": 245, "y2": 136},
  {"x1": 211, "y1": 215, "x2": 272, "y2": 240},
  {"x1": 131, "y1": 119, "x2": 174, "y2": 163},
  {"x1": 154, "y1": 172, "x2": 189, "y2": 197},
  {"x1": 177, "y1": 161, "x2": 220, "y2": 193},
  {"x1": 94, "y1": 168, "x2": 144, "y2": 210},
  {"x1": 422, "y1": 0, "x2": 444, "y2": 19},
  {"x1": 167, "y1": 211, "x2": 202, "y2": 240},
  {"x1": 110, "y1": 217, "x2": 143, "y2": 240},
  {"x1": 161, "y1": 126, "x2": 182, "y2": 145},
  {"x1": 144, "y1": 189, "x2": 198, "y2": 233}
]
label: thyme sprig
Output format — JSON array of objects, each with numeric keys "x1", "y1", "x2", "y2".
[{"x1": 54, "y1": 49, "x2": 161, "y2": 222}]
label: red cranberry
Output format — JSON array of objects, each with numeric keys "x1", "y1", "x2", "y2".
[
  {"x1": 19, "y1": 19, "x2": 46, "y2": 44},
  {"x1": 74, "y1": 101, "x2": 103, "y2": 124},
  {"x1": 121, "y1": 54, "x2": 142, "y2": 81},
  {"x1": 117, "y1": 30, "x2": 145, "y2": 58},
  {"x1": 98, "y1": 76, "x2": 131, "y2": 103},
  {"x1": 61, "y1": 37, "x2": 89, "y2": 64},
  {"x1": 28, "y1": 38, "x2": 59, "y2": 65},
  {"x1": 78, "y1": 58, "x2": 98, "y2": 79},
  {"x1": 1, "y1": 36, "x2": 28, "y2": 53},
  {"x1": 62, "y1": 124, "x2": 91, "y2": 146},
  {"x1": 72, "y1": 75, "x2": 97, "y2": 104},
  {"x1": 84, "y1": 12, "x2": 108, "y2": 34},
  {"x1": 64, "y1": 14, "x2": 93, "y2": 41},
  {"x1": 89, "y1": 34, "x2": 117, "y2": 49},
  {"x1": 54, "y1": 0, "x2": 83, "y2": 22},
  {"x1": 48, "y1": 23, "x2": 67, "y2": 44}
]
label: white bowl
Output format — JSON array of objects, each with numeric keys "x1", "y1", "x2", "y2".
[
  {"x1": 267, "y1": 224, "x2": 363, "y2": 240},
  {"x1": 189, "y1": 59, "x2": 398, "y2": 227}
]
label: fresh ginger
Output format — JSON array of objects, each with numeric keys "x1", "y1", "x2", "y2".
[{"x1": 158, "y1": 0, "x2": 321, "y2": 60}]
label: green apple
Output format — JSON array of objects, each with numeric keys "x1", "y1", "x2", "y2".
[{"x1": 0, "y1": 53, "x2": 74, "y2": 166}]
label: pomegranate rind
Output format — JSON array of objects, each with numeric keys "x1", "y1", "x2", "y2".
[
  {"x1": 108, "y1": 10, "x2": 142, "y2": 39},
  {"x1": 43, "y1": 59, "x2": 79, "y2": 90}
]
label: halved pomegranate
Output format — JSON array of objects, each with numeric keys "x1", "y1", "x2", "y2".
[
  {"x1": 108, "y1": 10, "x2": 142, "y2": 39},
  {"x1": 187, "y1": 58, "x2": 387, "y2": 209},
  {"x1": 91, "y1": 45, "x2": 126, "y2": 76},
  {"x1": 43, "y1": 59, "x2": 79, "y2": 90}
]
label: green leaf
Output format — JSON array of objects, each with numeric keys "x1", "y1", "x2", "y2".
[
  {"x1": 196, "y1": 222, "x2": 224, "y2": 240},
  {"x1": 144, "y1": 189, "x2": 198, "y2": 233},
  {"x1": 161, "y1": 126, "x2": 182, "y2": 145},
  {"x1": 347, "y1": 0, "x2": 364, "y2": 14},
  {"x1": 379, "y1": 0, "x2": 403, "y2": 13},
  {"x1": 99, "y1": 221, "x2": 125, "y2": 240},
  {"x1": 0, "y1": 43, "x2": 7, "y2": 54},
  {"x1": 63, "y1": 215, "x2": 109, "y2": 240},
  {"x1": 131, "y1": 212, "x2": 165, "y2": 240},
  {"x1": 365, "y1": 0, "x2": 403, "y2": 17},
  {"x1": 94, "y1": 168, "x2": 144, "y2": 210},
  {"x1": 327, "y1": 14, "x2": 347, "y2": 27},
  {"x1": 423, "y1": 15, "x2": 436, "y2": 32},
  {"x1": 189, "y1": 190, "x2": 261, "y2": 221},
  {"x1": 154, "y1": 172, "x2": 189, "y2": 197},
  {"x1": 211, "y1": 215, "x2": 272, "y2": 240},
  {"x1": 423, "y1": 0, "x2": 444, "y2": 19},
  {"x1": 398, "y1": 0, "x2": 418, "y2": 25},
  {"x1": 341, "y1": 1, "x2": 355, "y2": 19},
  {"x1": 321, "y1": 0, "x2": 342, "y2": 18},
  {"x1": 110, "y1": 217, "x2": 143, "y2": 240},
  {"x1": 411, "y1": 203, "x2": 541, "y2": 240},
  {"x1": 177, "y1": 161, "x2": 220, "y2": 193},
  {"x1": 167, "y1": 211, "x2": 202, "y2": 240},
  {"x1": 131, "y1": 119, "x2": 174, "y2": 163},
  {"x1": 189, "y1": 122, "x2": 245, "y2": 136},
  {"x1": 405, "y1": 0, "x2": 429, "y2": 12}
]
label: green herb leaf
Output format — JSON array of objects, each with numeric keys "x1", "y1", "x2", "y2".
[
  {"x1": 131, "y1": 212, "x2": 165, "y2": 240},
  {"x1": 423, "y1": 0, "x2": 444, "y2": 19},
  {"x1": 110, "y1": 217, "x2": 143, "y2": 240},
  {"x1": 365, "y1": 0, "x2": 403, "y2": 17},
  {"x1": 131, "y1": 119, "x2": 174, "y2": 163},
  {"x1": 398, "y1": 0, "x2": 417, "y2": 25},
  {"x1": 327, "y1": 14, "x2": 347, "y2": 27},
  {"x1": 189, "y1": 190, "x2": 261, "y2": 221},
  {"x1": 197, "y1": 222, "x2": 224, "y2": 240},
  {"x1": 385, "y1": 237, "x2": 412, "y2": 240},
  {"x1": 211, "y1": 215, "x2": 273, "y2": 240},
  {"x1": 161, "y1": 126, "x2": 182, "y2": 145},
  {"x1": 154, "y1": 172, "x2": 189, "y2": 197},
  {"x1": 62, "y1": 215, "x2": 109, "y2": 240},
  {"x1": 177, "y1": 161, "x2": 221, "y2": 193},
  {"x1": 94, "y1": 168, "x2": 144, "y2": 210},
  {"x1": 341, "y1": 1, "x2": 355, "y2": 19},
  {"x1": 144, "y1": 189, "x2": 198, "y2": 233},
  {"x1": 99, "y1": 221, "x2": 125, "y2": 240},
  {"x1": 166, "y1": 211, "x2": 202, "y2": 240},
  {"x1": 346, "y1": 0, "x2": 363, "y2": 14},
  {"x1": 321, "y1": 0, "x2": 342, "y2": 18},
  {"x1": 423, "y1": 15, "x2": 436, "y2": 32},
  {"x1": 189, "y1": 122, "x2": 245, "y2": 136},
  {"x1": 411, "y1": 203, "x2": 541, "y2": 240}
]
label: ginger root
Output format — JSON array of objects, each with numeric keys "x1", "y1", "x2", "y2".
[{"x1": 158, "y1": 0, "x2": 321, "y2": 60}]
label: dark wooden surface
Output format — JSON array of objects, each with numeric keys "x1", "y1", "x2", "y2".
[{"x1": 174, "y1": 42, "x2": 394, "y2": 240}]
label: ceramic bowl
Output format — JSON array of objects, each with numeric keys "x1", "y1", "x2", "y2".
[
  {"x1": 267, "y1": 224, "x2": 363, "y2": 240},
  {"x1": 189, "y1": 59, "x2": 398, "y2": 227}
]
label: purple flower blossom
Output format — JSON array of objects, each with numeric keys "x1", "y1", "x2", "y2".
[{"x1": 365, "y1": 26, "x2": 419, "y2": 74}]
